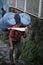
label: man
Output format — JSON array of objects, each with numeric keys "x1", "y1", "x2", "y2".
[{"x1": 9, "y1": 14, "x2": 28, "y2": 65}]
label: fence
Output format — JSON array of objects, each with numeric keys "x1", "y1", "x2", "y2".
[{"x1": 0, "y1": 0, "x2": 43, "y2": 19}]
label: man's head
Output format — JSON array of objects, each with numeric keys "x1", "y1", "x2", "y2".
[{"x1": 14, "y1": 14, "x2": 21, "y2": 24}]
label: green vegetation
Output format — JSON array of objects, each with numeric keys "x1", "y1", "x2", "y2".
[
  {"x1": 20, "y1": 17, "x2": 43, "y2": 65},
  {"x1": 21, "y1": 39, "x2": 38, "y2": 65}
]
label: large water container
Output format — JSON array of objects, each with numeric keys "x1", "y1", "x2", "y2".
[
  {"x1": 19, "y1": 13, "x2": 31, "y2": 26},
  {"x1": 0, "y1": 18, "x2": 6, "y2": 31},
  {"x1": 3, "y1": 12, "x2": 16, "y2": 26},
  {"x1": 0, "y1": 12, "x2": 16, "y2": 31}
]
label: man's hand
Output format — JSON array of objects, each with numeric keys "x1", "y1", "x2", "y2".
[
  {"x1": 25, "y1": 27, "x2": 28, "y2": 34},
  {"x1": 23, "y1": 27, "x2": 28, "y2": 38}
]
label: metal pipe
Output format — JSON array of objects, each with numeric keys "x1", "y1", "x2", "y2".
[
  {"x1": 38, "y1": 0, "x2": 42, "y2": 18},
  {"x1": 24, "y1": 0, "x2": 27, "y2": 12},
  {"x1": 15, "y1": 0, "x2": 17, "y2": 8}
]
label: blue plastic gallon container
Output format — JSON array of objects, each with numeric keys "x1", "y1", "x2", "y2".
[
  {"x1": 3, "y1": 12, "x2": 16, "y2": 26},
  {"x1": 0, "y1": 12, "x2": 16, "y2": 31},
  {"x1": 19, "y1": 13, "x2": 31, "y2": 26}
]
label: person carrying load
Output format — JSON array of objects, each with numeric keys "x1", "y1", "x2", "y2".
[{"x1": 9, "y1": 14, "x2": 28, "y2": 65}]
